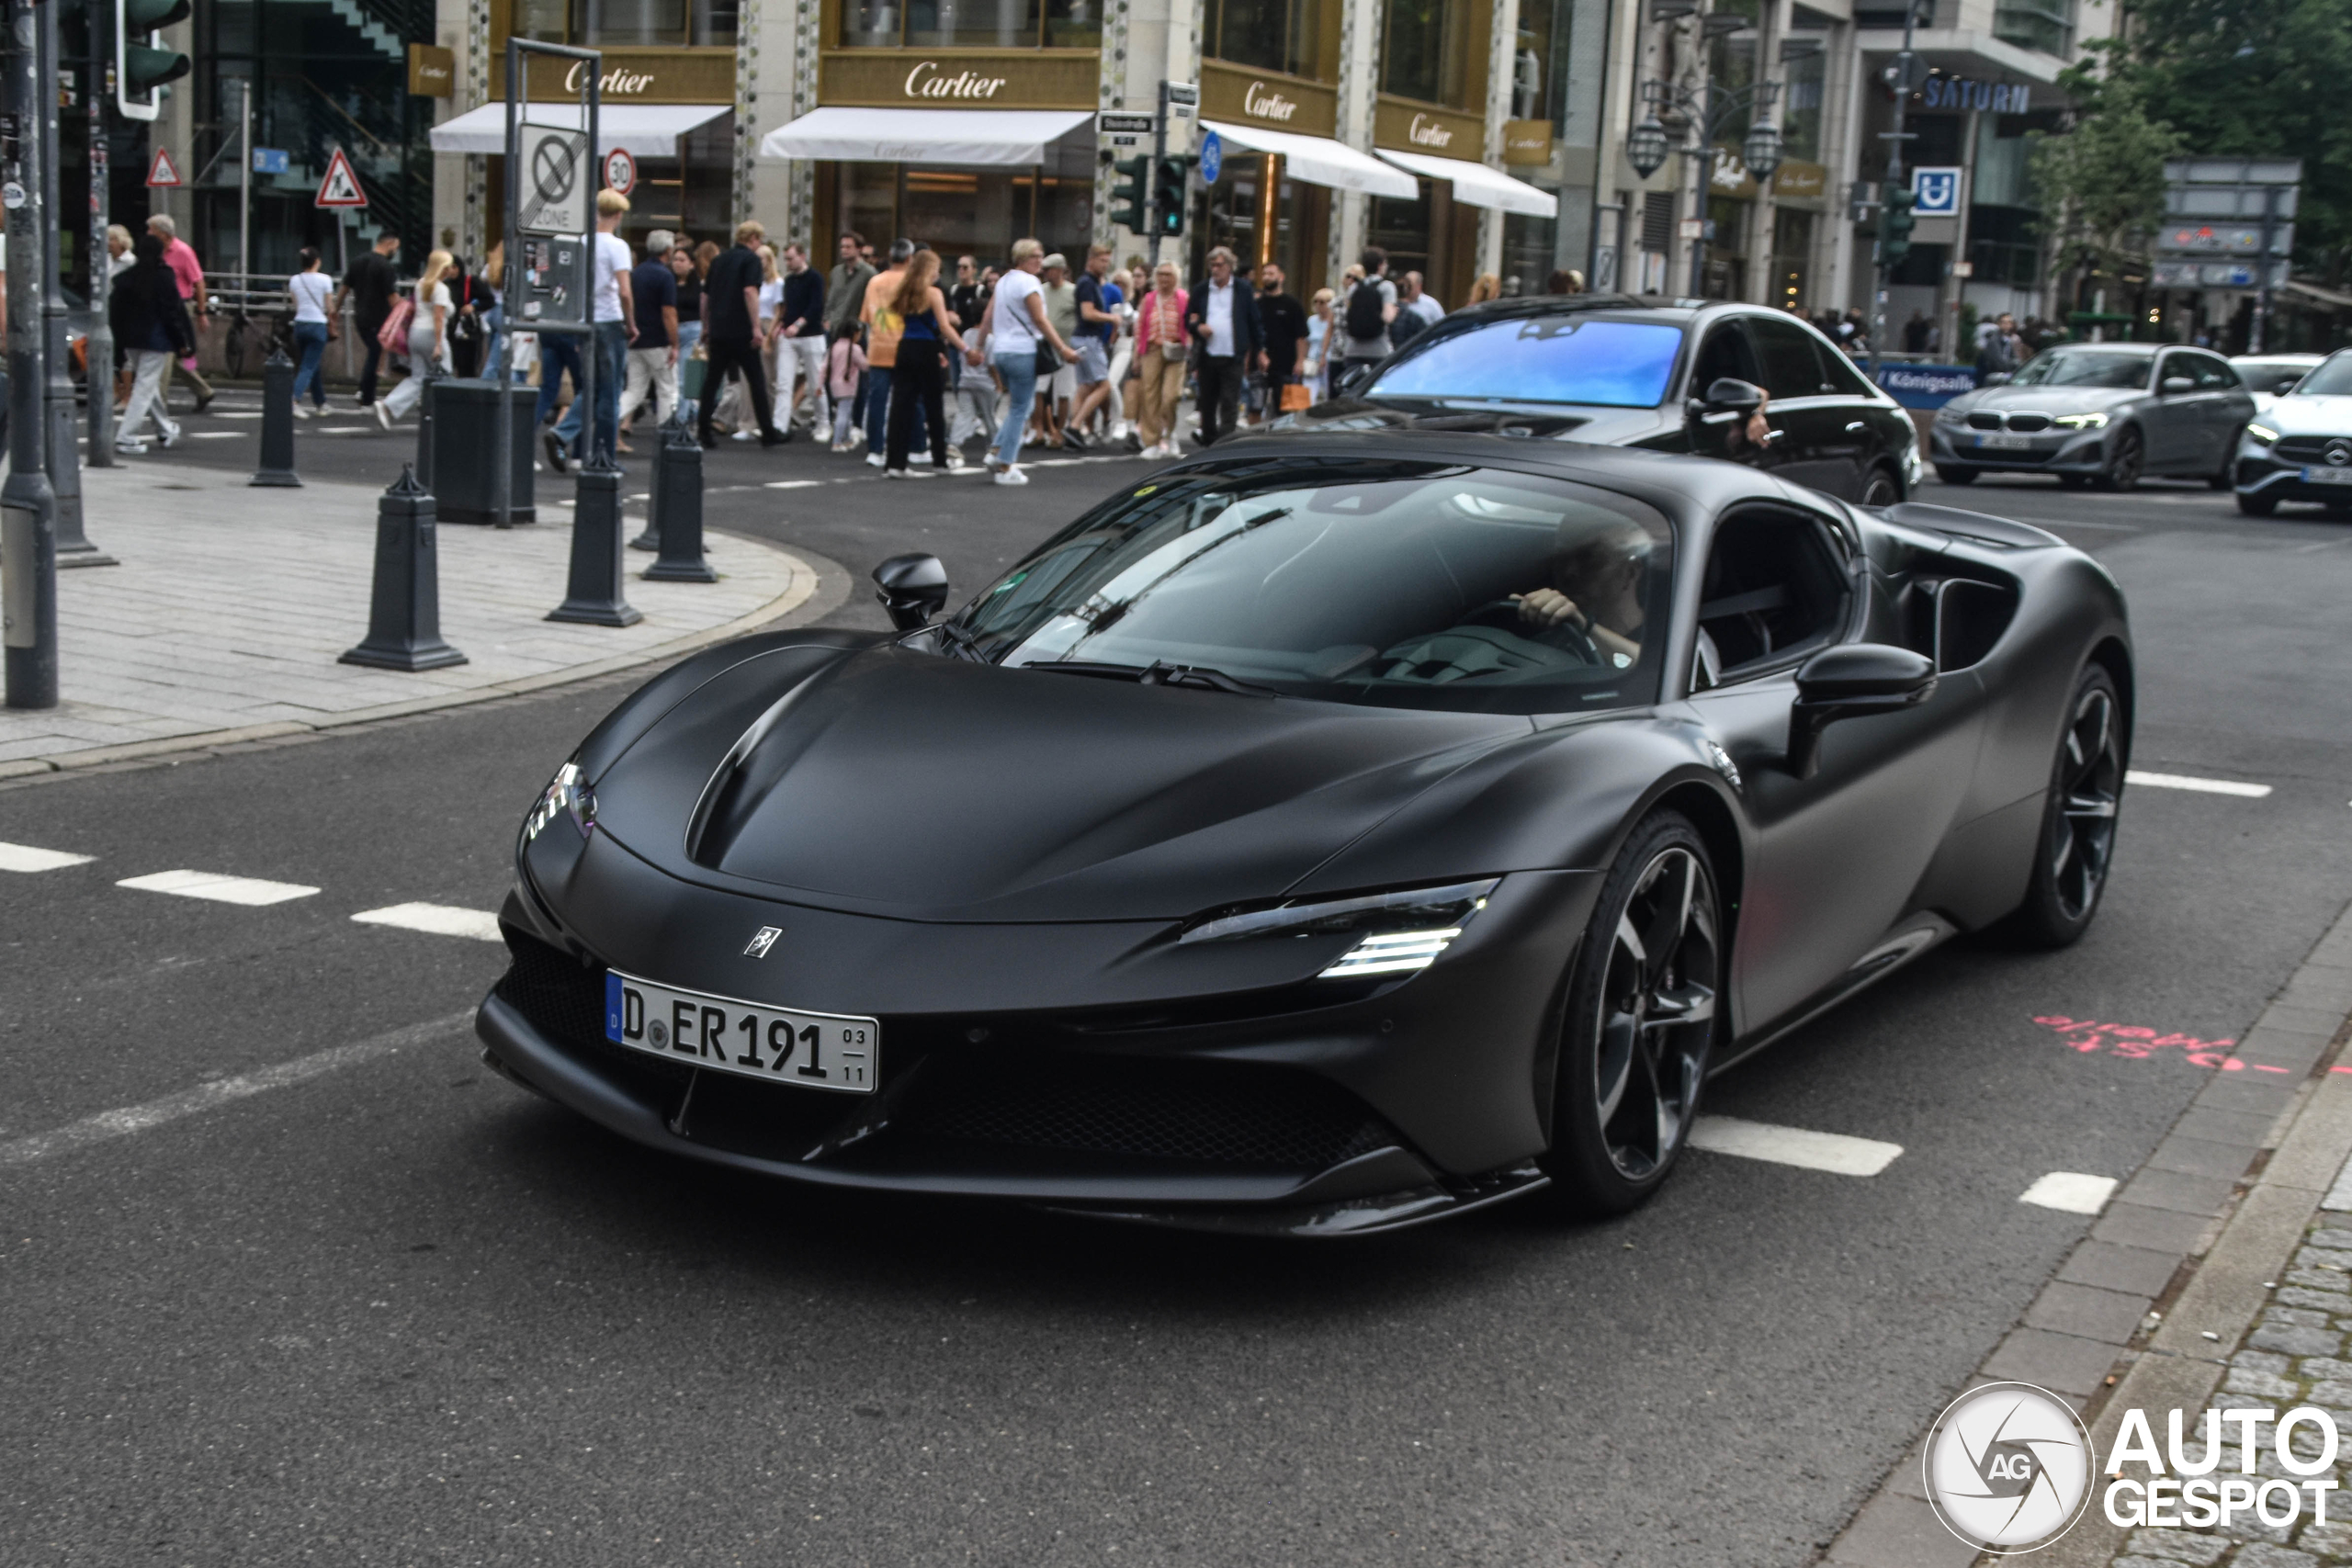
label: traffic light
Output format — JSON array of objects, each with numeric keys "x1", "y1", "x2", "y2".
[
  {"x1": 1152, "y1": 153, "x2": 1195, "y2": 238},
  {"x1": 1109, "y1": 155, "x2": 1150, "y2": 233},
  {"x1": 116, "y1": 0, "x2": 191, "y2": 121},
  {"x1": 1881, "y1": 182, "x2": 1917, "y2": 268}
]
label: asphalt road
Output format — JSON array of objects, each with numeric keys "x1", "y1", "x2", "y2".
[{"x1": 7, "y1": 411, "x2": 2352, "y2": 1565}]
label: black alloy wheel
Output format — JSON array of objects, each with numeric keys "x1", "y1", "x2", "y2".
[
  {"x1": 2097, "y1": 427, "x2": 2143, "y2": 492},
  {"x1": 2236, "y1": 489, "x2": 2279, "y2": 516},
  {"x1": 1934, "y1": 464, "x2": 1979, "y2": 486},
  {"x1": 1859, "y1": 467, "x2": 1902, "y2": 506},
  {"x1": 1543, "y1": 811, "x2": 1722, "y2": 1214},
  {"x1": 2003, "y1": 665, "x2": 2125, "y2": 948}
]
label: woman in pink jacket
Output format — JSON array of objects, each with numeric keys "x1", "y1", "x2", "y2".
[{"x1": 1131, "y1": 262, "x2": 1189, "y2": 459}]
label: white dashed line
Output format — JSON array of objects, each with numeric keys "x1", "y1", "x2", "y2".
[
  {"x1": 2126, "y1": 770, "x2": 2272, "y2": 797},
  {"x1": 764, "y1": 479, "x2": 826, "y2": 489},
  {"x1": 0, "y1": 841, "x2": 95, "y2": 873},
  {"x1": 1687, "y1": 1116, "x2": 1904, "y2": 1176},
  {"x1": 116, "y1": 869, "x2": 320, "y2": 906},
  {"x1": 0, "y1": 1012, "x2": 472, "y2": 1168},
  {"x1": 351, "y1": 903, "x2": 503, "y2": 942},
  {"x1": 181, "y1": 431, "x2": 246, "y2": 440},
  {"x1": 2019, "y1": 1171, "x2": 2118, "y2": 1214}
]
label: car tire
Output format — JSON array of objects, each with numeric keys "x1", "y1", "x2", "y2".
[
  {"x1": 2237, "y1": 490, "x2": 2279, "y2": 516},
  {"x1": 1934, "y1": 464, "x2": 1978, "y2": 486},
  {"x1": 1998, "y1": 664, "x2": 2125, "y2": 950},
  {"x1": 2096, "y1": 427, "x2": 2143, "y2": 492},
  {"x1": 1858, "y1": 466, "x2": 1902, "y2": 506},
  {"x1": 1540, "y1": 810, "x2": 1722, "y2": 1216}
]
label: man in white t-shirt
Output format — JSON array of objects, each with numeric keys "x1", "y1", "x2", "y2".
[
  {"x1": 1402, "y1": 270, "x2": 1444, "y2": 327},
  {"x1": 550, "y1": 188, "x2": 638, "y2": 469}
]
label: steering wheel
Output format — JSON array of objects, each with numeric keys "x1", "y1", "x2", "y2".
[{"x1": 1459, "y1": 597, "x2": 1602, "y2": 664}]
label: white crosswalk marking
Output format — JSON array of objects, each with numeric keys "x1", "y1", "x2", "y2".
[
  {"x1": 2019, "y1": 1171, "x2": 2118, "y2": 1213},
  {"x1": 0, "y1": 841, "x2": 95, "y2": 873},
  {"x1": 116, "y1": 869, "x2": 320, "y2": 906},
  {"x1": 1687, "y1": 1115, "x2": 1904, "y2": 1176},
  {"x1": 351, "y1": 903, "x2": 503, "y2": 942},
  {"x1": 2126, "y1": 770, "x2": 2272, "y2": 797}
]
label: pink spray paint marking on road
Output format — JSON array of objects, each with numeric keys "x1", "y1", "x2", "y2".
[{"x1": 2031, "y1": 1016, "x2": 2282, "y2": 1072}]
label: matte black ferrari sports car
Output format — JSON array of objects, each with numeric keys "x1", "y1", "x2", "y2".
[{"x1": 478, "y1": 434, "x2": 2132, "y2": 1235}]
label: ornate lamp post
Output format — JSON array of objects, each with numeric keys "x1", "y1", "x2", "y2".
[{"x1": 1623, "y1": 2, "x2": 1784, "y2": 299}]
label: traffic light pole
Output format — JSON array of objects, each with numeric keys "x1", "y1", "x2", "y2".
[
  {"x1": 3, "y1": 0, "x2": 60, "y2": 708},
  {"x1": 37, "y1": 0, "x2": 92, "y2": 565},
  {"x1": 85, "y1": 0, "x2": 114, "y2": 468}
]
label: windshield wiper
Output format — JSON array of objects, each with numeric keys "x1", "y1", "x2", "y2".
[
  {"x1": 931, "y1": 620, "x2": 989, "y2": 662},
  {"x1": 1022, "y1": 660, "x2": 1277, "y2": 697}
]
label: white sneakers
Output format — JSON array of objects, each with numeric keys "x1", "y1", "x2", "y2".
[
  {"x1": 159, "y1": 421, "x2": 183, "y2": 449},
  {"x1": 865, "y1": 451, "x2": 886, "y2": 468},
  {"x1": 992, "y1": 466, "x2": 1029, "y2": 486},
  {"x1": 374, "y1": 401, "x2": 393, "y2": 431}
]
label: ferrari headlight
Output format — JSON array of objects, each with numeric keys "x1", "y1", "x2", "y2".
[
  {"x1": 524, "y1": 761, "x2": 595, "y2": 844},
  {"x1": 2245, "y1": 423, "x2": 2279, "y2": 446},
  {"x1": 1178, "y1": 878, "x2": 1499, "y2": 978},
  {"x1": 2052, "y1": 412, "x2": 2109, "y2": 430}
]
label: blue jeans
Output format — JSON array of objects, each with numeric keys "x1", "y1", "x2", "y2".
[
  {"x1": 553, "y1": 320, "x2": 627, "y2": 460},
  {"x1": 534, "y1": 332, "x2": 584, "y2": 426},
  {"x1": 990, "y1": 353, "x2": 1039, "y2": 468},
  {"x1": 289, "y1": 320, "x2": 329, "y2": 407}
]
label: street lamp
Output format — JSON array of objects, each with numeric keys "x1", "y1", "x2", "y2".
[
  {"x1": 1628, "y1": 116, "x2": 1671, "y2": 181},
  {"x1": 1742, "y1": 120, "x2": 1783, "y2": 184}
]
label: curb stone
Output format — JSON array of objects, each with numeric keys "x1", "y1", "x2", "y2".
[{"x1": 1816, "y1": 898, "x2": 2352, "y2": 1568}]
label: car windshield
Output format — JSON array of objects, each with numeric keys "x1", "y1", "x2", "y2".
[
  {"x1": 2011, "y1": 350, "x2": 2153, "y2": 389},
  {"x1": 948, "y1": 458, "x2": 1676, "y2": 716},
  {"x1": 2290, "y1": 356, "x2": 2352, "y2": 397},
  {"x1": 1365, "y1": 317, "x2": 1687, "y2": 408},
  {"x1": 2240, "y1": 359, "x2": 2320, "y2": 395}
]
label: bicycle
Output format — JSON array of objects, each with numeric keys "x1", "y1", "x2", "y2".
[{"x1": 221, "y1": 296, "x2": 295, "y2": 380}]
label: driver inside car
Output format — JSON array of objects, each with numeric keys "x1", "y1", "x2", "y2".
[{"x1": 1510, "y1": 521, "x2": 1655, "y2": 667}]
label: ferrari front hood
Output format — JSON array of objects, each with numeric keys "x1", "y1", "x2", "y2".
[{"x1": 588, "y1": 645, "x2": 1529, "y2": 923}]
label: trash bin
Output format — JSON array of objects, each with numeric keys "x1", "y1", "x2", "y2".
[{"x1": 427, "y1": 380, "x2": 538, "y2": 525}]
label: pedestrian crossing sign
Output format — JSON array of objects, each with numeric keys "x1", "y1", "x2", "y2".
[{"x1": 316, "y1": 147, "x2": 368, "y2": 209}]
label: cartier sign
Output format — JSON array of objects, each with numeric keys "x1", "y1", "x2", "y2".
[
  {"x1": 903, "y1": 61, "x2": 1008, "y2": 99},
  {"x1": 1243, "y1": 81, "x2": 1299, "y2": 121},
  {"x1": 498, "y1": 48, "x2": 734, "y2": 104},
  {"x1": 820, "y1": 48, "x2": 1101, "y2": 110},
  {"x1": 1199, "y1": 61, "x2": 1338, "y2": 137},
  {"x1": 1374, "y1": 96, "x2": 1483, "y2": 157}
]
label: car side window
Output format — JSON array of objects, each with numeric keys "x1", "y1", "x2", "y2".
[
  {"x1": 1814, "y1": 337, "x2": 1877, "y2": 398},
  {"x1": 1749, "y1": 314, "x2": 1830, "y2": 400},
  {"x1": 1688, "y1": 322, "x2": 1763, "y2": 398},
  {"x1": 2155, "y1": 353, "x2": 2189, "y2": 389},
  {"x1": 2191, "y1": 354, "x2": 2240, "y2": 389},
  {"x1": 1693, "y1": 508, "x2": 1853, "y2": 683}
]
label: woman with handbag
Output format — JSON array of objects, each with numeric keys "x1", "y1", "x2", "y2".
[
  {"x1": 1130, "y1": 261, "x2": 1189, "y2": 459},
  {"x1": 110, "y1": 231, "x2": 194, "y2": 455},
  {"x1": 970, "y1": 238, "x2": 1077, "y2": 487},
  {"x1": 881, "y1": 248, "x2": 972, "y2": 478},
  {"x1": 375, "y1": 251, "x2": 453, "y2": 427},
  {"x1": 285, "y1": 247, "x2": 334, "y2": 418}
]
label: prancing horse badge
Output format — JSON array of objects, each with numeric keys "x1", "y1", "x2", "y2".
[{"x1": 744, "y1": 926, "x2": 783, "y2": 958}]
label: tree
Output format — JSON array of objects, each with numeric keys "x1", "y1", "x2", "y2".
[
  {"x1": 2028, "y1": 86, "x2": 2182, "y2": 301},
  {"x1": 2063, "y1": 0, "x2": 2352, "y2": 281}
]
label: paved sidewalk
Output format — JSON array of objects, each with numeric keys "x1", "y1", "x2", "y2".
[{"x1": 0, "y1": 459, "x2": 820, "y2": 775}]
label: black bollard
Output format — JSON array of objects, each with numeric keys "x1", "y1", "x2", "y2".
[
  {"x1": 645, "y1": 417, "x2": 717, "y2": 582},
  {"x1": 413, "y1": 361, "x2": 443, "y2": 491},
  {"x1": 547, "y1": 447, "x2": 642, "y2": 626},
  {"x1": 340, "y1": 465, "x2": 466, "y2": 671},
  {"x1": 251, "y1": 346, "x2": 300, "y2": 488},
  {"x1": 627, "y1": 405, "x2": 667, "y2": 552}
]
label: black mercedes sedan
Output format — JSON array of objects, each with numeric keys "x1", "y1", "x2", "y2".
[
  {"x1": 479, "y1": 435, "x2": 2128, "y2": 1236},
  {"x1": 1282, "y1": 294, "x2": 1921, "y2": 506}
]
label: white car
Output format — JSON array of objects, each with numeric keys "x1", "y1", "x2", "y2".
[
  {"x1": 2234, "y1": 350, "x2": 2352, "y2": 515},
  {"x1": 2231, "y1": 353, "x2": 2325, "y2": 417}
]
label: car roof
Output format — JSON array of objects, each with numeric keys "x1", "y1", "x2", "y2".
[
  {"x1": 2043, "y1": 342, "x2": 2162, "y2": 356},
  {"x1": 1424, "y1": 291, "x2": 1812, "y2": 329},
  {"x1": 2232, "y1": 352, "x2": 2325, "y2": 364}
]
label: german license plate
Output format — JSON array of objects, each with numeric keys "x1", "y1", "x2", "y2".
[
  {"x1": 2301, "y1": 467, "x2": 2352, "y2": 486},
  {"x1": 1976, "y1": 432, "x2": 2035, "y2": 449},
  {"x1": 604, "y1": 971, "x2": 878, "y2": 1093}
]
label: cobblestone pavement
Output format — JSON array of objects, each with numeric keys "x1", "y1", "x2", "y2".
[{"x1": 0, "y1": 459, "x2": 819, "y2": 772}]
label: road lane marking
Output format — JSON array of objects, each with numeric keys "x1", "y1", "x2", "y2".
[
  {"x1": 2126, "y1": 770, "x2": 2272, "y2": 797},
  {"x1": 1687, "y1": 1115, "x2": 1903, "y2": 1176},
  {"x1": 351, "y1": 902, "x2": 503, "y2": 942},
  {"x1": 0, "y1": 841, "x2": 95, "y2": 873},
  {"x1": 116, "y1": 869, "x2": 320, "y2": 906},
  {"x1": 0, "y1": 1012, "x2": 473, "y2": 1168},
  {"x1": 2020, "y1": 1171, "x2": 2118, "y2": 1214},
  {"x1": 764, "y1": 479, "x2": 826, "y2": 489},
  {"x1": 182, "y1": 431, "x2": 245, "y2": 440}
]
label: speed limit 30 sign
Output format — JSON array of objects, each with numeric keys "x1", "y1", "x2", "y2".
[{"x1": 604, "y1": 147, "x2": 636, "y2": 197}]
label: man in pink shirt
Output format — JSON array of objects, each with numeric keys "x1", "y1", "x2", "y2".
[{"x1": 145, "y1": 213, "x2": 215, "y2": 412}]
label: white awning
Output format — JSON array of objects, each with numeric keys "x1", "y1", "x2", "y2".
[
  {"x1": 428, "y1": 102, "x2": 730, "y2": 159},
  {"x1": 1375, "y1": 148, "x2": 1558, "y2": 218},
  {"x1": 759, "y1": 107, "x2": 1094, "y2": 167},
  {"x1": 1199, "y1": 119, "x2": 1419, "y2": 200}
]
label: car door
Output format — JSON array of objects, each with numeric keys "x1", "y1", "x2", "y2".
[
  {"x1": 2145, "y1": 351, "x2": 2209, "y2": 473},
  {"x1": 1679, "y1": 318, "x2": 1803, "y2": 482},
  {"x1": 1745, "y1": 311, "x2": 1860, "y2": 497},
  {"x1": 1810, "y1": 335, "x2": 1911, "y2": 501},
  {"x1": 1681, "y1": 504, "x2": 1986, "y2": 1034},
  {"x1": 2189, "y1": 351, "x2": 2254, "y2": 461}
]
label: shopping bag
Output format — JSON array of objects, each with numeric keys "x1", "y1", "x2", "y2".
[{"x1": 1280, "y1": 381, "x2": 1312, "y2": 412}]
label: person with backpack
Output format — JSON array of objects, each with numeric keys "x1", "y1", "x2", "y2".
[{"x1": 1340, "y1": 246, "x2": 1398, "y2": 380}]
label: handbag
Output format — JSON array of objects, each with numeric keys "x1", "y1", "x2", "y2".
[
  {"x1": 1034, "y1": 340, "x2": 1060, "y2": 378},
  {"x1": 377, "y1": 296, "x2": 414, "y2": 352},
  {"x1": 1279, "y1": 380, "x2": 1313, "y2": 412}
]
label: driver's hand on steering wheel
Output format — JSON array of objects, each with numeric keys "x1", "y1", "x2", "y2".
[{"x1": 1513, "y1": 588, "x2": 1587, "y2": 630}]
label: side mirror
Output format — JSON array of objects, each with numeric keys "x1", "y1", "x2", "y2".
[
  {"x1": 1690, "y1": 377, "x2": 1766, "y2": 419},
  {"x1": 1980, "y1": 372, "x2": 2013, "y2": 388},
  {"x1": 1785, "y1": 644, "x2": 1937, "y2": 779},
  {"x1": 2161, "y1": 375, "x2": 2196, "y2": 396},
  {"x1": 873, "y1": 553, "x2": 950, "y2": 630}
]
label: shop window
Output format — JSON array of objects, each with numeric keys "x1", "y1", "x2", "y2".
[
  {"x1": 1781, "y1": 45, "x2": 1823, "y2": 163},
  {"x1": 1706, "y1": 0, "x2": 1756, "y2": 98},
  {"x1": 1210, "y1": 0, "x2": 1325, "y2": 80},
  {"x1": 1379, "y1": 0, "x2": 1475, "y2": 107},
  {"x1": 1770, "y1": 206, "x2": 1812, "y2": 312},
  {"x1": 519, "y1": 0, "x2": 738, "y2": 46},
  {"x1": 1512, "y1": 0, "x2": 1555, "y2": 119},
  {"x1": 844, "y1": 0, "x2": 1095, "y2": 49}
]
